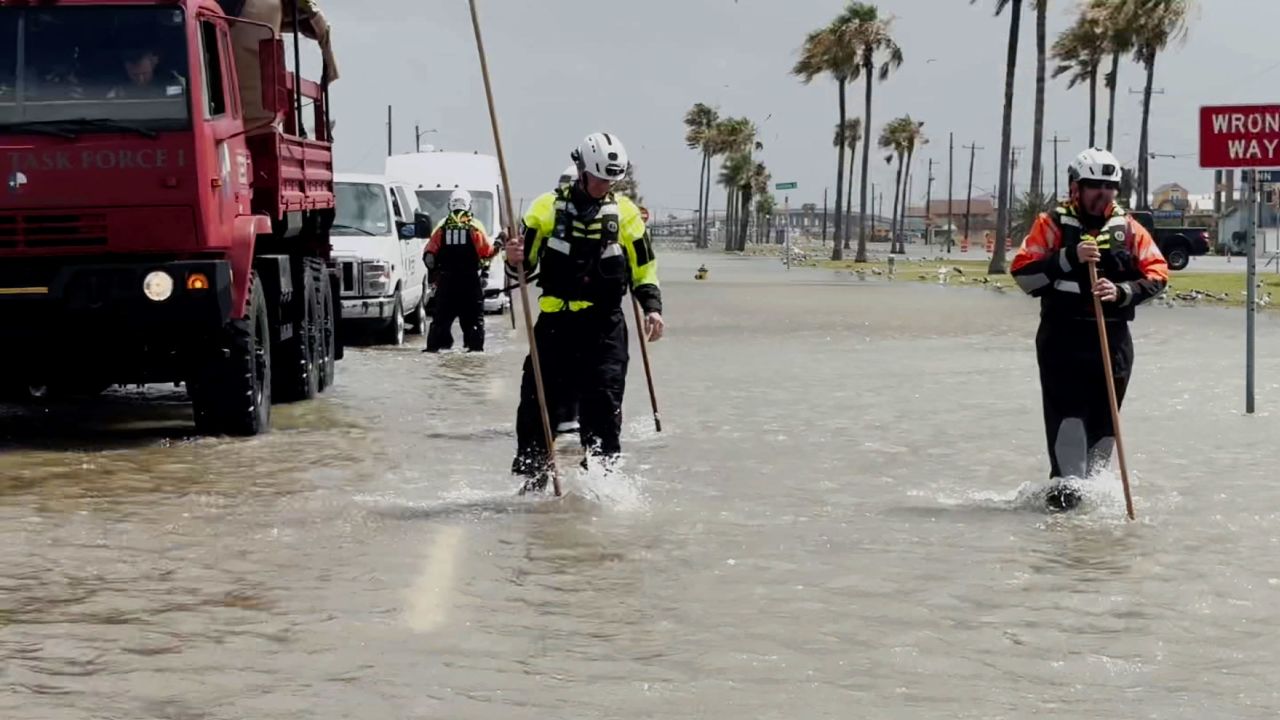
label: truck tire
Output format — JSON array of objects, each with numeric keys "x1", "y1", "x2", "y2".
[
  {"x1": 1165, "y1": 243, "x2": 1190, "y2": 271},
  {"x1": 191, "y1": 271, "x2": 272, "y2": 436},
  {"x1": 318, "y1": 274, "x2": 337, "y2": 392},
  {"x1": 275, "y1": 259, "x2": 321, "y2": 402}
]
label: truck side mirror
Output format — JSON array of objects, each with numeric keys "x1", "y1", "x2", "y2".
[
  {"x1": 258, "y1": 37, "x2": 288, "y2": 117},
  {"x1": 414, "y1": 212, "x2": 432, "y2": 239},
  {"x1": 398, "y1": 222, "x2": 417, "y2": 240}
]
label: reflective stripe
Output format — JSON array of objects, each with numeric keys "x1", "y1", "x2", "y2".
[
  {"x1": 1015, "y1": 273, "x2": 1050, "y2": 292},
  {"x1": 598, "y1": 203, "x2": 620, "y2": 216},
  {"x1": 1058, "y1": 249, "x2": 1072, "y2": 273},
  {"x1": 539, "y1": 296, "x2": 595, "y2": 313},
  {"x1": 547, "y1": 238, "x2": 571, "y2": 255},
  {"x1": 1054, "y1": 280, "x2": 1081, "y2": 294},
  {"x1": 1059, "y1": 215, "x2": 1083, "y2": 229},
  {"x1": 1103, "y1": 216, "x2": 1127, "y2": 231},
  {"x1": 601, "y1": 243, "x2": 623, "y2": 258},
  {"x1": 1119, "y1": 281, "x2": 1136, "y2": 307},
  {"x1": 445, "y1": 227, "x2": 470, "y2": 246}
]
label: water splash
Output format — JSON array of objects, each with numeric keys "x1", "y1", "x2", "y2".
[
  {"x1": 936, "y1": 470, "x2": 1137, "y2": 520},
  {"x1": 561, "y1": 453, "x2": 650, "y2": 514}
]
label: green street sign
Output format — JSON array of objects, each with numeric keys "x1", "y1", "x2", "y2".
[{"x1": 775, "y1": 181, "x2": 798, "y2": 190}]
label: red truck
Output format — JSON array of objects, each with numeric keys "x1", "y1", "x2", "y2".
[{"x1": 0, "y1": 0, "x2": 357, "y2": 435}]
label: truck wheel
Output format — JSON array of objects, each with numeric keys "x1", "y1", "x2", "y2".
[
  {"x1": 191, "y1": 271, "x2": 272, "y2": 436},
  {"x1": 381, "y1": 293, "x2": 405, "y2": 346},
  {"x1": 318, "y1": 274, "x2": 337, "y2": 392},
  {"x1": 276, "y1": 260, "x2": 321, "y2": 402},
  {"x1": 1166, "y1": 245, "x2": 1190, "y2": 271}
]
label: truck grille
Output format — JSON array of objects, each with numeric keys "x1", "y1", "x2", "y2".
[
  {"x1": 338, "y1": 258, "x2": 359, "y2": 296},
  {"x1": 0, "y1": 213, "x2": 110, "y2": 250}
]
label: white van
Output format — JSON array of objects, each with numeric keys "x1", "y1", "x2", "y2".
[
  {"x1": 385, "y1": 150, "x2": 510, "y2": 315},
  {"x1": 332, "y1": 173, "x2": 432, "y2": 345}
]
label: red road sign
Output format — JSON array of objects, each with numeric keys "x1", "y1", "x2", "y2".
[{"x1": 1200, "y1": 104, "x2": 1280, "y2": 168}]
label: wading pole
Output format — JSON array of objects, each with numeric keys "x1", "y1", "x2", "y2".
[
  {"x1": 468, "y1": 0, "x2": 560, "y2": 496},
  {"x1": 1089, "y1": 260, "x2": 1136, "y2": 521},
  {"x1": 630, "y1": 294, "x2": 662, "y2": 432}
]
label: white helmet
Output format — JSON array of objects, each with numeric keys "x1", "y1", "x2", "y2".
[
  {"x1": 558, "y1": 164, "x2": 578, "y2": 186},
  {"x1": 1068, "y1": 147, "x2": 1122, "y2": 185},
  {"x1": 571, "y1": 132, "x2": 629, "y2": 182},
  {"x1": 448, "y1": 188, "x2": 472, "y2": 212}
]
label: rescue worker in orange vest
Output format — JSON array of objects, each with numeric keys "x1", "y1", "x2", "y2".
[
  {"x1": 423, "y1": 189, "x2": 493, "y2": 352},
  {"x1": 504, "y1": 132, "x2": 664, "y2": 491},
  {"x1": 1011, "y1": 147, "x2": 1169, "y2": 510}
]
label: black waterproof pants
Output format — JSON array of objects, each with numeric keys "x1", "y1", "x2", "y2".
[
  {"x1": 512, "y1": 306, "x2": 629, "y2": 477},
  {"x1": 425, "y1": 278, "x2": 484, "y2": 352},
  {"x1": 1036, "y1": 318, "x2": 1133, "y2": 479}
]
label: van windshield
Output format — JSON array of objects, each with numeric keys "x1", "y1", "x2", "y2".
[
  {"x1": 335, "y1": 183, "x2": 391, "y2": 237},
  {"x1": 415, "y1": 190, "x2": 495, "y2": 230}
]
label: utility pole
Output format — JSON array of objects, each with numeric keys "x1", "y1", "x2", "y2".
[
  {"x1": 924, "y1": 158, "x2": 936, "y2": 247},
  {"x1": 386, "y1": 105, "x2": 393, "y2": 157},
  {"x1": 963, "y1": 143, "x2": 983, "y2": 251},
  {"x1": 1009, "y1": 146, "x2": 1025, "y2": 241},
  {"x1": 947, "y1": 132, "x2": 955, "y2": 254},
  {"x1": 1050, "y1": 134, "x2": 1071, "y2": 202},
  {"x1": 414, "y1": 125, "x2": 437, "y2": 153}
]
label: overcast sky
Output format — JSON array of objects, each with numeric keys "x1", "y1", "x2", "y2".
[{"x1": 315, "y1": 0, "x2": 1280, "y2": 216}]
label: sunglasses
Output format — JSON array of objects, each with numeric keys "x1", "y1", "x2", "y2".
[{"x1": 1078, "y1": 179, "x2": 1119, "y2": 190}]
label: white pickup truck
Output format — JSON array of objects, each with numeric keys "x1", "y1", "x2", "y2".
[{"x1": 332, "y1": 173, "x2": 432, "y2": 345}]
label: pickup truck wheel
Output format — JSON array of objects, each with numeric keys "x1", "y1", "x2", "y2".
[
  {"x1": 191, "y1": 271, "x2": 272, "y2": 436},
  {"x1": 381, "y1": 293, "x2": 405, "y2": 346},
  {"x1": 1166, "y1": 245, "x2": 1190, "y2": 271},
  {"x1": 318, "y1": 276, "x2": 336, "y2": 392}
]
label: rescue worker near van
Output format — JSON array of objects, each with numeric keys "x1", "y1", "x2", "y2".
[
  {"x1": 504, "y1": 133, "x2": 665, "y2": 490},
  {"x1": 1011, "y1": 147, "x2": 1168, "y2": 508},
  {"x1": 423, "y1": 189, "x2": 493, "y2": 353}
]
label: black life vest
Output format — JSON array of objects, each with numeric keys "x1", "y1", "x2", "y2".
[
  {"x1": 536, "y1": 186, "x2": 629, "y2": 306},
  {"x1": 1044, "y1": 205, "x2": 1146, "y2": 322},
  {"x1": 436, "y1": 211, "x2": 482, "y2": 276}
]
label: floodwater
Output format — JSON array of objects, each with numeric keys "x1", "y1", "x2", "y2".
[{"x1": 4, "y1": 251, "x2": 1280, "y2": 719}]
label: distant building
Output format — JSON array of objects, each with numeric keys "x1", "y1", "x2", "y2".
[{"x1": 1152, "y1": 183, "x2": 1191, "y2": 212}]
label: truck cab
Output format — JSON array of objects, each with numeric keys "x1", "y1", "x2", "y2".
[
  {"x1": 333, "y1": 173, "x2": 430, "y2": 345},
  {"x1": 0, "y1": 0, "x2": 340, "y2": 435},
  {"x1": 1129, "y1": 210, "x2": 1211, "y2": 271}
]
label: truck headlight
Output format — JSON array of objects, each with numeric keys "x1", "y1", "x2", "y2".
[
  {"x1": 361, "y1": 261, "x2": 391, "y2": 296},
  {"x1": 143, "y1": 271, "x2": 174, "y2": 302}
]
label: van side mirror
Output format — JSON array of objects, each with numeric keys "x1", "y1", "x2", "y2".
[
  {"x1": 398, "y1": 222, "x2": 417, "y2": 240},
  {"x1": 258, "y1": 37, "x2": 288, "y2": 117},
  {"x1": 414, "y1": 212, "x2": 432, "y2": 239}
]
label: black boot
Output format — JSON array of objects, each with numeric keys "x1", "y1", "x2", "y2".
[{"x1": 512, "y1": 453, "x2": 550, "y2": 494}]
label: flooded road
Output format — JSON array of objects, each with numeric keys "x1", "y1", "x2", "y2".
[{"x1": 4, "y1": 251, "x2": 1280, "y2": 718}]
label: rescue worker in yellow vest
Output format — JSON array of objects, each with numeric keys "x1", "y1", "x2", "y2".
[
  {"x1": 504, "y1": 133, "x2": 665, "y2": 491},
  {"x1": 423, "y1": 189, "x2": 493, "y2": 353},
  {"x1": 1011, "y1": 147, "x2": 1169, "y2": 511}
]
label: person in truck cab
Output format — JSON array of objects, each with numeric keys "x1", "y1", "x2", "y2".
[
  {"x1": 1010, "y1": 147, "x2": 1169, "y2": 510},
  {"x1": 107, "y1": 45, "x2": 185, "y2": 100},
  {"x1": 504, "y1": 132, "x2": 665, "y2": 492},
  {"x1": 423, "y1": 188, "x2": 493, "y2": 353}
]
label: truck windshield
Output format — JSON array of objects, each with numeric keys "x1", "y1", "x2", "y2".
[
  {"x1": 335, "y1": 183, "x2": 392, "y2": 237},
  {"x1": 0, "y1": 7, "x2": 190, "y2": 132},
  {"x1": 415, "y1": 190, "x2": 496, "y2": 231}
]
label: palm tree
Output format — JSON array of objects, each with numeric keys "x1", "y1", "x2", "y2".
[
  {"x1": 718, "y1": 151, "x2": 752, "y2": 252},
  {"x1": 879, "y1": 118, "x2": 909, "y2": 255},
  {"x1": 738, "y1": 161, "x2": 771, "y2": 249},
  {"x1": 897, "y1": 119, "x2": 927, "y2": 254},
  {"x1": 1029, "y1": 0, "x2": 1047, "y2": 197},
  {"x1": 710, "y1": 117, "x2": 757, "y2": 250},
  {"x1": 756, "y1": 193, "x2": 777, "y2": 245},
  {"x1": 840, "y1": 2, "x2": 903, "y2": 263},
  {"x1": 834, "y1": 118, "x2": 862, "y2": 250},
  {"x1": 794, "y1": 17, "x2": 861, "y2": 261},
  {"x1": 684, "y1": 103, "x2": 719, "y2": 248},
  {"x1": 1052, "y1": 10, "x2": 1107, "y2": 146},
  {"x1": 1088, "y1": 0, "x2": 1136, "y2": 151},
  {"x1": 1129, "y1": 0, "x2": 1191, "y2": 210},
  {"x1": 973, "y1": 0, "x2": 1022, "y2": 275}
]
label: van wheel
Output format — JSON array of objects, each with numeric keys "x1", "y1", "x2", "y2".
[
  {"x1": 380, "y1": 293, "x2": 405, "y2": 346},
  {"x1": 408, "y1": 291, "x2": 427, "y2": 335},
  {"x1": 191, "y1": 271, "x2": 271, "y2": 436}
]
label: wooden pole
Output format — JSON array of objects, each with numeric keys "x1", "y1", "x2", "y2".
[
  {"x1": 467, "y1": 0, "x2": 560, "y2": 496},
  {"x1": 1088, "y1": 261, "x2": 1136, "y2": 520},
  {"x1": 631, "y1": 295, "x2": 661, "y2": 432}
]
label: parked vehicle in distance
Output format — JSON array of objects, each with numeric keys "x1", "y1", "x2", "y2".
[{"x1": 1129, "y1": 210, "x2": 1211, "y2": 271}]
